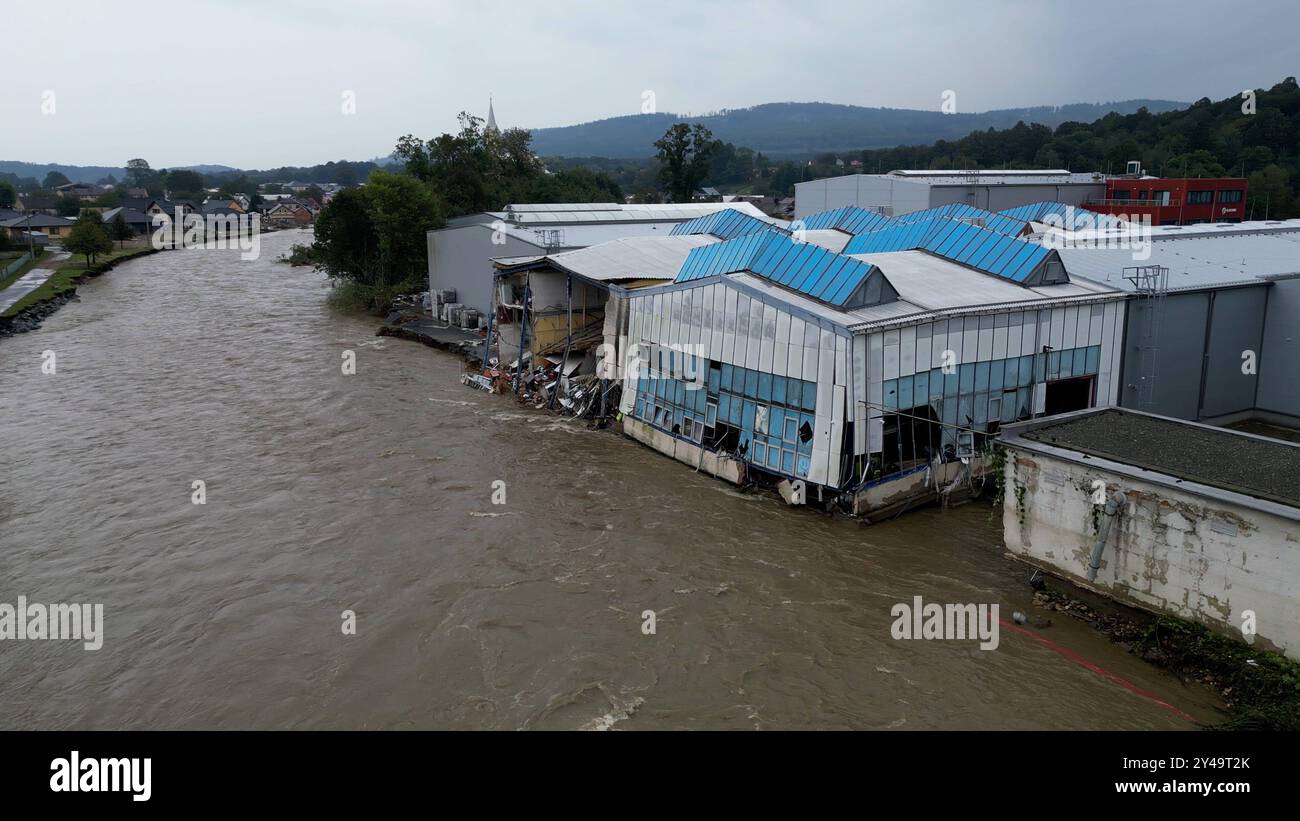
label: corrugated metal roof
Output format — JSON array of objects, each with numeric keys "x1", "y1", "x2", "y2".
[
  {"x1": 539, "y1": 235, "x2": 719, "y2": 281},
  {"x1": 891, "y1": 203, "x2": 1024, "y2": 235},
  {"x1": 999, "y1": 201, "x2": 1129, "y2": 229},
  {"x1": 487, "y1": 201, "x2": 770, "y2": 225},
  {"x1": 1148, "y1": 219, "x2": 1300, "y2": 240},
  {"x1": 799, "y1": 229, "x2": 853, "y2": 253},
  {"x1": 798, "y1": 205, "x2": 894, "y2": 234},
  {"x1": 848, "y1": 250, "x2": 1109, "y2": 310},
  {"x1": 669, "y1": 208, "x2": 785, "y2": 240},
  {"x1": 844, "y1": 218, "x2": 1055, "y2": 284},
  {"x1": 1057, "y1": 233, "x2": 1300, "y2": 292}
]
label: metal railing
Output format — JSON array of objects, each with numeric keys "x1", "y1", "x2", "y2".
[
  {"x1": 1, "y1": 252, "x2": 33, "y2": 278},
  {"x1": 1086, "y1": 198, "x2": 1181, "y2": 207}
]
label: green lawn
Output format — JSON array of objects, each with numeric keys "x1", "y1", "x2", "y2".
[{"x1": 1, "y1": 241, "x2": 154, "y2": 318}]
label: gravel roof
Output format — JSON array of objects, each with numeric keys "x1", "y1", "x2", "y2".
[{"x1": 1023, "y1": 409, "x2": 1300, "y2": 507}]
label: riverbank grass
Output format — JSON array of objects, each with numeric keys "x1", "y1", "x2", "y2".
[{"x1": 1, "y1": 241, "x2": 155, "y2": 318}]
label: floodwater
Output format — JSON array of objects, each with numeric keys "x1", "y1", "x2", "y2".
[{"x1": 0, "y1": 230, "x2": 1221, "y2": 729}]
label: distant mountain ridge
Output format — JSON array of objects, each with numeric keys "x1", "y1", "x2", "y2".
[
  {"x1": 528, "y1": 100, "x2": 1188, "y2": 159},
  {"x1": 0, "y1": 161, "x2": 236, "y2": 185}
]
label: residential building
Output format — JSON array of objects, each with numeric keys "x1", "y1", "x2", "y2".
[
  {"x1": 1, "y1": 214, "x2": 75, "y2": 239},
  {"x1": 266, "y1": 202, "x2": 313, "y2": 228},
  {"x1": 100, "y1": 207, "x2": 154, "y2": 236},
  {"x1": 55, "y1": 182, "x2": 103, "y2": 201}
]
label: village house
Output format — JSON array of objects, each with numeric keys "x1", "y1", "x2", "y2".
[
  {"x1": 55, "y1": 181, "x2": 104, "y2": 201},
  {"x1": 266, "y1": 201, "x2": 314, "y2": 228},
  {"x1": 1, "y1": 213, "x2": 75, "y2": 239}
]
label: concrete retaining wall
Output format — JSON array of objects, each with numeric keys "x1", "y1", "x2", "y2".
[{"x1": 1003, "y1": 449, "x2": 1300, "y2": 659}]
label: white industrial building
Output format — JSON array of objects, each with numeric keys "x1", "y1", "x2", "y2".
[
  {"x1": 612, "y1": 208, "x2": 1127, "y2": 515},
  {"x1": 480, "y1": 200, "x2": 1300, "y2": 518},
  {"x1": 427, "y1": 201, "x2": 775, "y2": 315},
  {"x1": 794, "y1": 169, "x2": 1106, "y2": 220}
]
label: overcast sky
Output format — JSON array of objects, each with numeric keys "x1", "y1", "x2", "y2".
[{"x1": 4, "y1": 0, "x2": 1298, "y2": 170}]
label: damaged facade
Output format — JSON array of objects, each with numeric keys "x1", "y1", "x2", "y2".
[
  {"x1": 1000, "y1": 408, "x2": 1300, "y2": 660},
  {"x1": 611, "y1": 205, "x2": 1127, "y2": 515},
  {"x1": 472, "y1": 198, "x2": 1300, "y2": 524}
]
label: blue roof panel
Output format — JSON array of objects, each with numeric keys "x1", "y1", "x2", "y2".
[{"x1": 674, "y1": 232, "x2": 879, "y2": 308}]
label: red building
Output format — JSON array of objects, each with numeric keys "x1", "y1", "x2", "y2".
[{"x1": 1085, "y1": 176, "x2": 1248, "y2": 225}]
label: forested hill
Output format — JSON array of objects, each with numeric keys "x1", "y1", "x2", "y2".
[
  {"x1": 845, "y1": 78, "x2": 1300, "y2": 217},
  {"x1": 527, "y1": 99, "x2": 1186, "y2": 158}
]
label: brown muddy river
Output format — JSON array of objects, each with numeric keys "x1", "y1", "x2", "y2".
[{"x1": 0, "y1": 230, "x2": 1221, "y2": 729}]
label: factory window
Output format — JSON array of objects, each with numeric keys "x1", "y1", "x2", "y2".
[
  {"x1": 1187, "y1": 190, "x2": 1214, "y2": 205},
  {"x1": 1218, "y1": 190, "x2": 1243, "y2": 203}
]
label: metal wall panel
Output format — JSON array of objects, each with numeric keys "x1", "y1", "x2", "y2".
[
  {"x1": 1200, "y1": 286, "x2": 1267, "y2": 418},
  {"x1": 1119, "y1": 292, "x2": 1208, "y2": 419},
  {"x1": 1258, "y1": 278, "x2": 1300, "y2": 417}
]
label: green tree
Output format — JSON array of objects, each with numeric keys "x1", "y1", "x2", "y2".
[
  {"x1": 0, "y1": 180, "x2": 15, "y2": 208},
  {"x1": 311, "y1": 170, "x2": 444, "y2": 311},
  {"x1": 42, "y1": 171, "x2": 71, "y2": 189},
  {"x1": 55, "y1": 195, "x2": 82, "y2": 217},
  {"x1": 163, "y1": 169, "x2": 205, "y2": 199},
  {"x1": 1248, "y1": 164, "x2": 1293, "y2": 219},
  {"x1": 654, "y1": 123, "x2": 721, "y2": 202},
  {"x1": 65, "y1": 214, "x2": 113, "y2": 267},
  {"x1": 108, "y1": 212, "x2": 134, "y2": 248}
]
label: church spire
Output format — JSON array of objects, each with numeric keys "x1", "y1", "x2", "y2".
[{"x1": 486, "y1": 97, "x2": 498, "y2": 133}]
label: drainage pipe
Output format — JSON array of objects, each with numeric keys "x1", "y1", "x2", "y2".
[{"x1": 1087, "y1": 491, "x2": 1127, "y2": 582}]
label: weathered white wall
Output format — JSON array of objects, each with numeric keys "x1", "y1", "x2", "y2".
[{"x1": 1003, "y1": 449, "x2": 1300, "y2": 659}]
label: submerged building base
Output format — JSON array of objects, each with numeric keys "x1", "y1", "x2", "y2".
[{"x1": 622, "y1": 417, "x2": 748, "y2": 485}]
